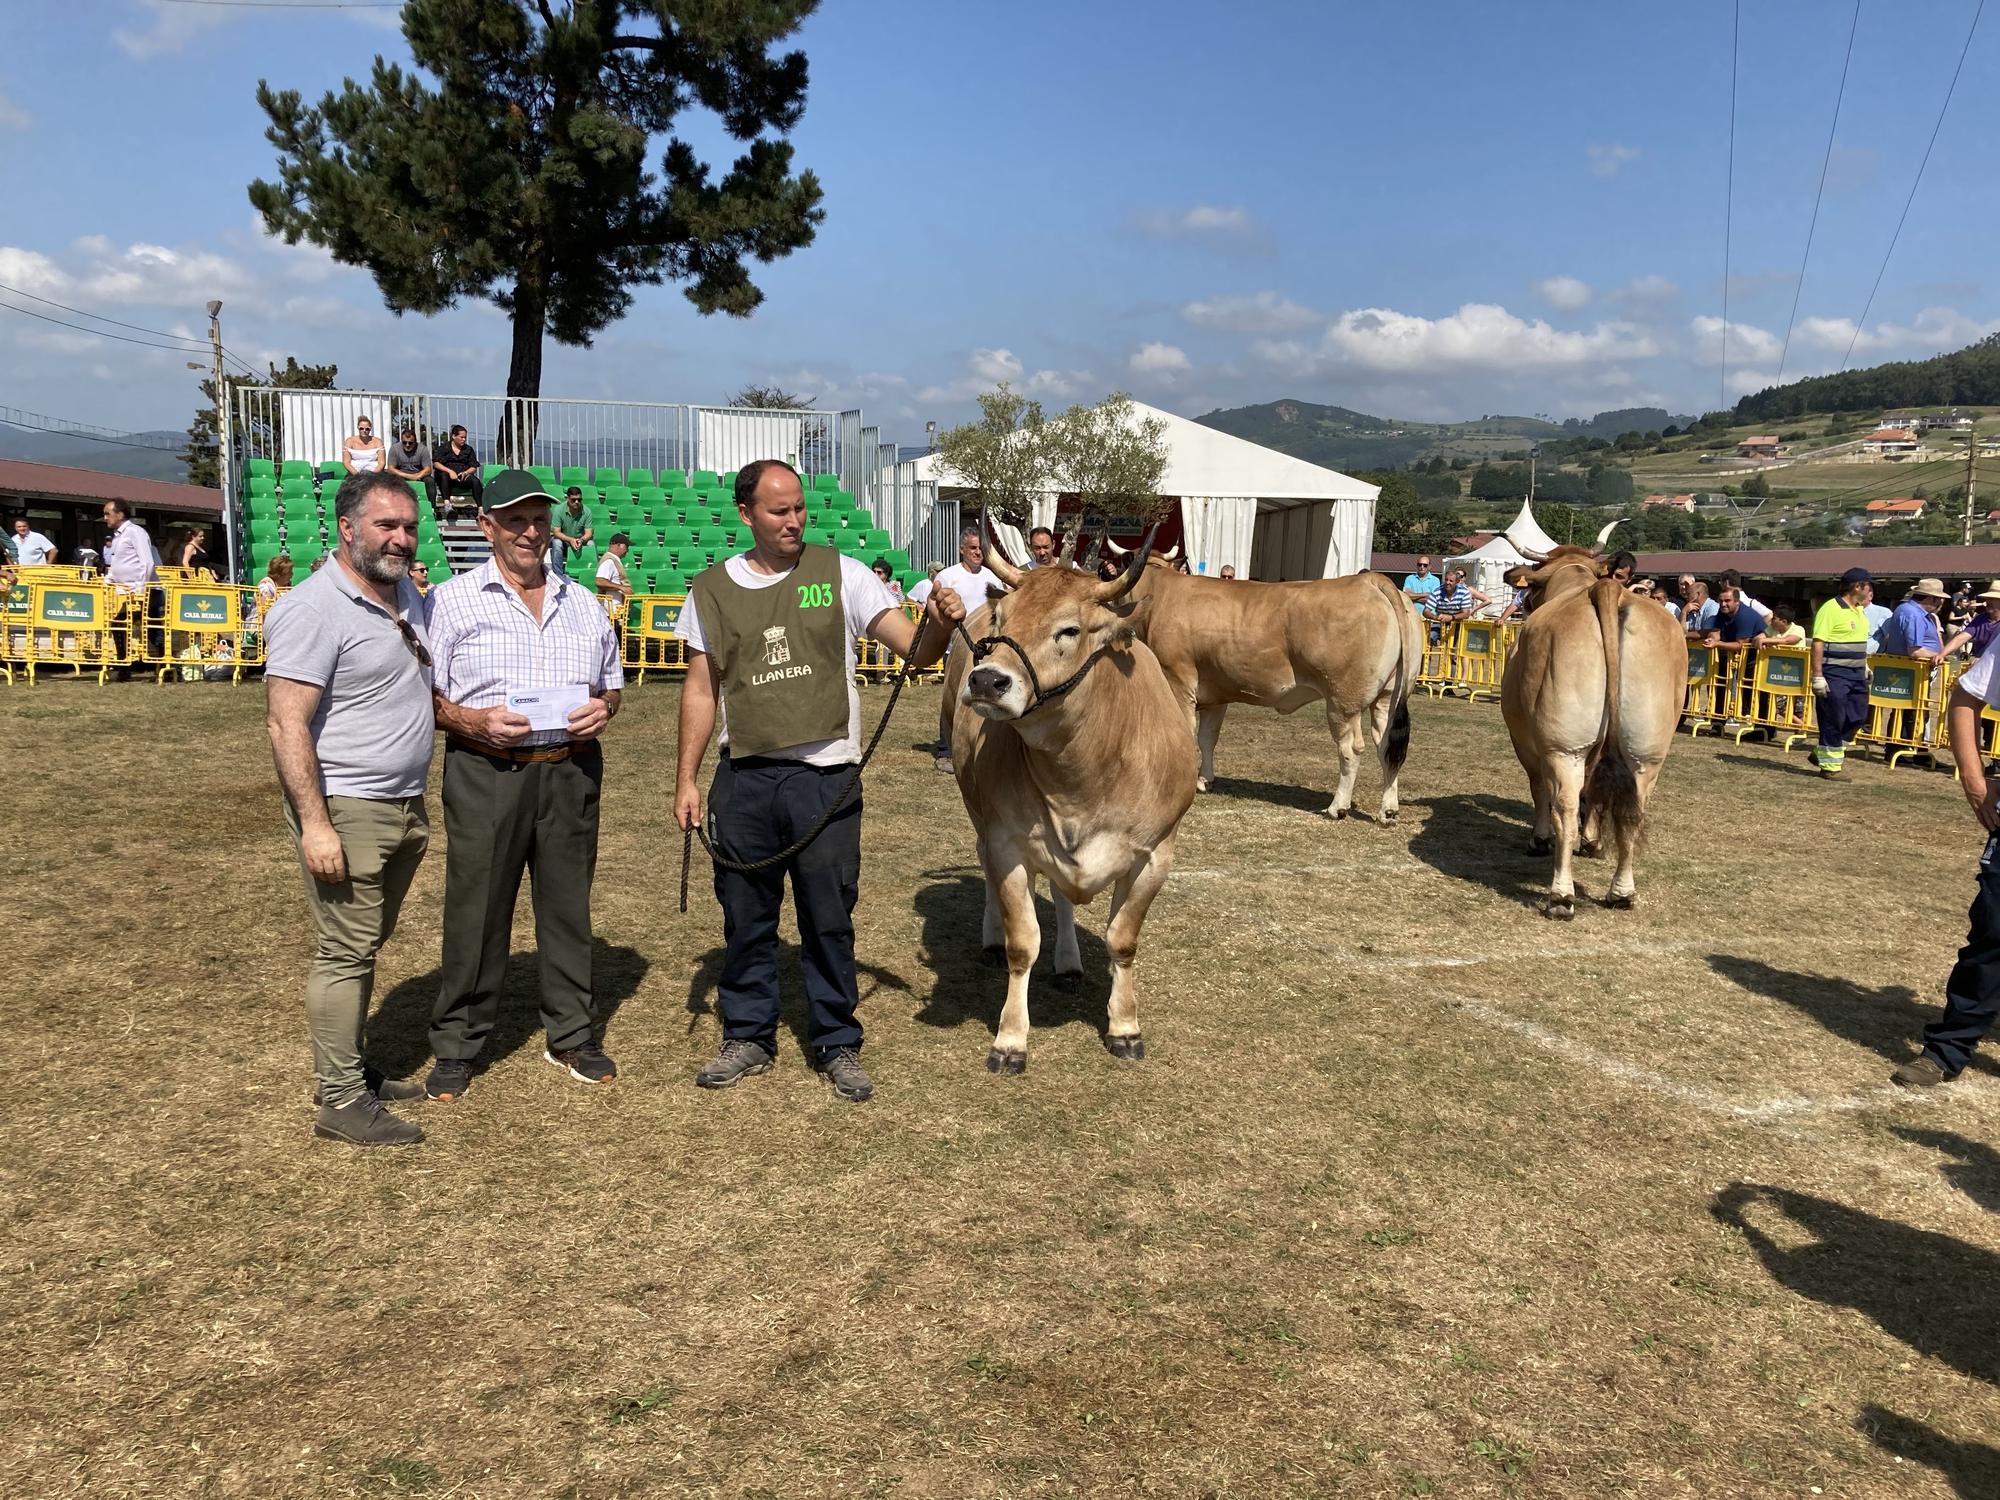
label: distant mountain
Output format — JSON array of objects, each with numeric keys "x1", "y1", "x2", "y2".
[
  {"x1": 1194, "y1": 399, "x2": 1693, "y2": 472},
  {"x1": 0, "y1": 424, "x2": 193, "y2": 484}
]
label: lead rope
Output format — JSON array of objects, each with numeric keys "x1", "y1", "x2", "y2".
[{"x1": 679, "y1": 614, "x2": 975, "y2": 913}]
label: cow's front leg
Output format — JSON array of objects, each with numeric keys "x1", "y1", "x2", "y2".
[
  {"x1": 1103, "y1": 844, "x2": 1175, "y2": 1059},
  {"x1": 1195, "y1": 704, "x2": 1227, "y2": 792},
  {"x1": 986, "y1": 858, "x2": 1039, "y2": 1073},
  {"x1": 1050, "y1": 887, "x2": 1083, "y2": 990},
  {"x1": 980, "y1": 859, "x2": 1005, "y2": 965}
]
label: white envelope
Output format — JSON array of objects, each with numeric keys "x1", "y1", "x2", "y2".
[{"x1": 507, "y1": 683, "x2": 590, "y2": 732}]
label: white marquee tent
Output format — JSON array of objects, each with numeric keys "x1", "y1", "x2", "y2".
[
  {"x1": 911, "y1": 401, "x2": 1380, "y2": 580},
  {"x1": 1444, "y1": 499, "x2": 1560, "y2": 616}
]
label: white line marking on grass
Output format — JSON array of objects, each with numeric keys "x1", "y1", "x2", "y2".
[{"x1": 1446, "y1": 993, "x2": 1925, "y2": 1121}]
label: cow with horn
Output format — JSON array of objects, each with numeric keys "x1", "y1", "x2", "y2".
[
  {"x1": 944, "y1": 520, "x2": 1197, "y2": 1072},
  {"x1": 1102, "y1": 536, "x2": 1421, "y2": 822},
  {"x1": 1500, "y1": 543, "x2": 1687, "y2": 919}
]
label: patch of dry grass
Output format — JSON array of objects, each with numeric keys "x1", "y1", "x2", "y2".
[{"x1": 2, "y1": 677, "x2": 1998, "y2": 1497}]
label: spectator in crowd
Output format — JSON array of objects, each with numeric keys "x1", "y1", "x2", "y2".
[
  {"x1": 1402, "y1": 555, "x2": 1441, "y2": 611},
  {"x1": 1666, "y1": 573, "x2": 1697, "y2": 622},
  {"x1": 1026, "y1": 526, "x2": 1056, "y2": 568},
  {"x1": 1947, "y1": 581, "x2": 2000, "y2": 658},
  {"x1": 595, "y1": 530, "x2": 633, "y2": 606},
  {"x1": 407, "y1": 559, "x2": 431, "y2": 596},
  {"x1": 931, "y1": 528, "x2": 1009, "y2": 773},
  {"x1": 1812, "y1": 567, "x2": 1874, "y2": 777},
  {"x1": 255, "y1": 552, "x2": 295, "y2": 623},
  {"x1": 552, "y1": 486, "x2": 594, "y2": 576},
  {"x1": 1220, "y1": 564, "x2": 1237, "y2": 580},
  {"x1": 309, "y1": 554, "x2": 329, "y2": 574},
  {"x1": 871, "y1": 555, "x2": 903, "y2": 600},
  {"x1": 1681, "y1": 580, "x2": 1718, "y2": 635},
  {"x1": 671, "y1": 459, "x2": 965, "y2": 1104},
  {"x1": 429, "y1": 425, "x2": 483, "y2": 520},
  {"x1": 261, "y1": 470, "x2": 435, "y2": 1147},
  {"x1": 1861, "y1": 582, "x2": 1892, "y2": 654},
  {"x1": 386, "y1": 428, "x2": 431, "y2": 490},
  {"x1": 341, "y1": 415, "x2": 385, "y2": 475},
  {"x1": 1424, "y1": 565, "x2": 1487, "y2": 627},
  {"x1": 1718, "y1": 567, "x2": 1773, "y2": 620},
  {"x1": 1892, "y1": 641, "x2": 2000, "y2": 1089},
  {"x1": 423, "y1": 470, "x2": 624, "y2": 1102},
  {"x1": 1498, "y1": 579, "x2": 1530, "y2": 622},
  {"x1": 179, "y1": 526, "x2": 211, "y2": 574},
  {"x1": 1946, "y1": 580, "x2": 1974, "y2": 638},
  {"x1": 11, "y1": 516, "x2": 55, "y2": 567},
  {"x1": 1703, "y1": 586, "x2": 1765, "y2": 653},
  {"x1": 1878, "y1": 578, "x2": 1948, "y2": 660},
  {"x1": 1607, "y1": 551, "x2": 1636, "y2": 586},
  {"x1": 906, "y1": 561, "x2": 943, "y2": 607},
  {"x1": 1755, "y1": 604, "x2": 1806, "y2": 649},
  {"x1": 102, "y1": 500, "x2": 156, "y2": 589}
]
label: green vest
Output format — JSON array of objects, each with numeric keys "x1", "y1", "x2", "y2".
[{"x1": 691, "y1": 546, "x2": 850, "y2": 758}]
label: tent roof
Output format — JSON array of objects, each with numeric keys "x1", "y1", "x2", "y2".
[
  {"x1": 1503, "y1": 498, "x2": 1560, "y2": 556},
  {"x1": 909, "y1": 400, "x2": 1377, "y2": 509},
  {"x1": 1448, "y1": 533, "x2": 1531, "y2": 567}
]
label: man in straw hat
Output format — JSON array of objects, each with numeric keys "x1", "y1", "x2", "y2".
[
  {"x1": 1877, "y1": 577, "x2": 1949, "y2": 660},
  {"x1": 1810, "y1": 568, "x2": 1874, "y2": 778},
  {"x1": 1942, "y1": 580, "x2": 2000, "y2": 660}
]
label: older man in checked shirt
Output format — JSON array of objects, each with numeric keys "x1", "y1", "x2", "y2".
[{"x1": 422, "y1": 469, "x2": 624, "y2": 1100}]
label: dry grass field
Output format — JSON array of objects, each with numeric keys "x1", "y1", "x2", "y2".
[{"x1": 4, "y1": 677, "x2": 1998, "y2": 1498}]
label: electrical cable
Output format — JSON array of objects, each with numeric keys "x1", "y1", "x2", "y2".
[
  {"x1": 1775, "y1": 0, "x2": 1861, "y2": 384},
  {"x1": 0, "y1": 298, "x2": 211, "y2": 354},
  {"x1": 1719, "y1": 0, "x2": 1740, "y2": 413}
]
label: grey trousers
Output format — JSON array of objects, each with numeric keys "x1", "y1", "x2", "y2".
[
  {"x1": 430, "y1": 742, "x2": 602, "y2": 1062},
  {"x1": 285, "y1": 795, "x2": 430, "y2": 1108}
]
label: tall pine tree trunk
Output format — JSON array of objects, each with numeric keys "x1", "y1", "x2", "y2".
[{"x1": 501, "y1": 279, "x2": 544, "y2": 467}]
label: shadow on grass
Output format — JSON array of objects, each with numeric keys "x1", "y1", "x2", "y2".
[
  {"x1": 367, "y1": 940, "x2": 648, "y2": 1079},
  {"x1": 1889, "y1": 1127, "x2": 2000, "y2": 1213},
  {"x1": 1713, "y1": 751, "x2": 1824, "y2": 780},
  {"x1": 909, "y1": 870, "x2": 1110, "y2": 1043},
  {"x1": 1199, "y1": 776, "x2": 1331, "y2": 815},
  {"x1": 680, "y1": 941, "x2": 915, "y2": 1062},
  {"x1": 1704, "y1": 954, "x2": 1998, "y2": 1077},
  {"x1": 1404, "y1": 792, "x2": 1545, "y2": 909},
  {"x1": 1858, "y1": 1406, "x2": 2000, "y2": 1498},
  {"x1": 1713, "y1": 1182, "x2": 2000, "y2": 1386}
]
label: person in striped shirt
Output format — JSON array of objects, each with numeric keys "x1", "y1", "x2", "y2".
[{"x1": 1423, "y1": 566, "x2": 1486, "y2": 627}]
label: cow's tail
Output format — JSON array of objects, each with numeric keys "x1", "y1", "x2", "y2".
[
  {"x1": 1382, "y1": 597, "x2": 1415, "y2": 776},
  {"x1": 1585, "y1": 582, "x2": 1644, "y2": 848}
]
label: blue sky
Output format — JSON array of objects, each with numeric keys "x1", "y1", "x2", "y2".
[{"x1": 1, "y1": 0, "x2": 1997, "y2": 444}]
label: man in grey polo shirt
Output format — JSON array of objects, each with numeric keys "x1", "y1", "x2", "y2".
[{"x1": 264, "y1": 471, "x2": 437, "y2": 1147}]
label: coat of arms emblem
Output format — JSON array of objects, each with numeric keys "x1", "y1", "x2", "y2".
[{"x1": 762, "y1": 624, "x2": 791, "y2": 667}]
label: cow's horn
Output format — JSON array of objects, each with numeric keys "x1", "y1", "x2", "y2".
[
  {"x1": 1161, "y1": 542, "x2": 1181, "y2": 563},
  {"x1": 1097, "y1": 523, "x2": 1159, "y2": 601},
  {"x1": 1518, "y1": 544, "x2": 1549, "y2": 563},
  {"x1": 1594, "y1": 520, "x2": 1621, "y2": 548},
  {"x1": 1104, "y1": 535, "x2": 1130, "y2": 557},
  {"x1": 983, "y1": 511, "x2": 1025, "y2": 587}
]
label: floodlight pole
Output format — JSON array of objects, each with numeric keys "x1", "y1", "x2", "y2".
[
  {"x1": 208, "y1": 300, "x2": 235, "y2": 580},
  {"x1": 1964, "y1": 430, "x2": 1977, "y2": 547}
]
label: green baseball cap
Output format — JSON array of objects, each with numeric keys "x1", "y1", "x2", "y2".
[{"x1": 482, "y1": 468, "x2": 556, "y2": 512}]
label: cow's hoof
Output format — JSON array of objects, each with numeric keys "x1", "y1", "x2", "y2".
[
  {"x1": 1542, "y1": 898, "x2": 1575, "y2": 922},
  {"x1": 1325, "y1": 804, "x2": 1349, "y2": 821},
  {"x1": 1105, "y1": 1034, "x2": 1146, "y2": 1061},
  {"x1": 982, "y1": 944, "x2": 1006, "y2": 968},
  {"x1": 1578, "y1": 840, "x2": 1602, "y2": 859},
  {"x1": 1196, "y1": 777, "x2": 1212, "y2": 794},
  {"x1": 1528, "y1": 836, "x2": 1552, "y2": 856},
  {"x1": 1380, "y1": 809, "x2": 1399, "y2": 826},
  {"x1": 1602, "y1": 891, "x2": 1636, "y2": 910},
  {"x1": 985, "y1": 1048, "x2": 1027, "y2": 1075}
]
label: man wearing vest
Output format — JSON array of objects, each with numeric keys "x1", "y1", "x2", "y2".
[
  {"x1": 1810, "y1": 567, "x2": 1873, "y2": 777},
  {"x1": 673, "y1": 459, "x2": 965, "y2": 1103}
]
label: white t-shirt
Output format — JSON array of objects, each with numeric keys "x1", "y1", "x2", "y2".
[
  {"x1": 596, "y1": 552, "x2": 628, "y2": 590},
  {"x1": 935, "y1": 563, "x2": 1008, "y2": 617},
  {"x1": 675, "y1": 550, "x2": 900, "y2": 766},
  {"x1": 1958, "y1": 648, "x2": 2000, "y2": 706},
  {"x1": 14, "y1": 530, "x2": 54, "y2": 566},
  {"x1": 907, "y1": 578, "x2": 935, "y2": 606}
]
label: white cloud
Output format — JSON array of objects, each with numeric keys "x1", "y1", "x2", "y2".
[
  {"x1": 1688, "y1": 315, "x2": 1781, "y2": 366},
  {"x1": 1129, "y1": 341, "x2": 1191, "y2": 376},
  {"x1": 1794, "y1": 306, "x2": 2000, "y2": 357},
  {"x1": 1180, "y1": 291, "x2": 1320, "y2": 334},
  {"x1": 113, "y1": 0, "x2": 400, "y2": 59},
  {"x1": 1615, "y1": 274, "x2": 1679, "y2": 307},
  {"x1": 968, "y1": 347, "x2": 1024, "y2": 384},
  {"x1": 0, "y1": 89, "x2": 29, "y2": 131},
  {"x1": 916, "y1": 349, "x2": 1093, "y2": 404},
  {"x1": 0, "y1": 236, "x2": 254, "y2": 309},
  {"x1": 1135, "y1": 204, "x2": 1267, "y2": 247},
  {"x1": 1256, "y1": 302, "x2": 1658, "y2": 379},
  {"x1": 1587, "y1": 143, "x2": 1640, "y2": 178},
  {"x1": 1535, "y1": 275, "x2": 1593, "y2": 312}
]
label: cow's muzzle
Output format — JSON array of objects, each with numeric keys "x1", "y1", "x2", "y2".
[{"x1": 963, "y1": 664, "x2": 1022, "y2": 719}]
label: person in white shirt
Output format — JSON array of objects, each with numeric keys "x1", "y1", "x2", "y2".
[
  {"x1": 11, "y1": 517, "x2": 55, "y2": 567},
  {"x1": 906, "y1": 562, "x2": 942, "y2": 607},
  {"x1": 341, "y1": 416, "x2": 385, "y2": 474},
  {"x1": 595, "y1": 531, "x2": 632, "y2": 606},
  {"x1": 931, "y1": 528, "x2": 1010, "y2": 772}
]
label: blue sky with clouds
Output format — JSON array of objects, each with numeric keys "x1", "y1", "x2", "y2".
[{"x1": 1, "y1": 0, "x2": 1997, "y2": 443}]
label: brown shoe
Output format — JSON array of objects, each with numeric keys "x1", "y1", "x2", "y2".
[{"x1": 1890, "y1": 1055, "x2": 1954, "y2": 1089}]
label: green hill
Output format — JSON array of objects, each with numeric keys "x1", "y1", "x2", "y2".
[
  {"x1": 1195, "y1": 399, "x2": 1691, "y2": 471},
  {"x1": 1733, "y1": 333, "x2": 2000, "y2": 422}
]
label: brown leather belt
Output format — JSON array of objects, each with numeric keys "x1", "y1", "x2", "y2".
[{"x1": 447, "y1": 734, "x2": 585, "y2": 764}]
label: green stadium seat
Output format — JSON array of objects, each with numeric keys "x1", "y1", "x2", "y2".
[
  {"x1": 247, "y1": 494, "x2": 280, "y2": 519},
  {"x1": 573, "y1": 547, "x2": 598, "y2": 578},
  {"x1": 900, "y1": 570, "x2": 925, "y2": 595},
  {"x1": 625, "y1": 467, "x2": 657, "y2": 490},
  {"x1": 659, "y1": 468, "x2": 687, "y2": 489},
  {"x1": 804, "y1": 527, "x2": 835, "y2": 548},
  {"x1": 812, "y1": 473, "x2": 839, "y2": 492},
  {"x1": 828, "y1": 489, "x2": 857, "y2": 512},
  {"x1": 720, "y1": 469, "x2": 738, "y2": 489},
  {"x1": 602, "y1": 484, "x2": 634, "y2": 510},
  {"x1": 249, "y1": 518, "x2": 279, "y2": 543},
  {"x1": 881, "y1": 548, "x2": 911, "y2": 575},
  {"x1": 279, "y1": 459, "x2": 313, "y2": 486},
  {"x1": 691, "y1": 468, "x2": 719, "y2": 489},
  {"x1": 659, "y1": 526, "x2": 693, "y2": 550},
  {"x1": 318, "y1": 460, "x2": 345, "y2": 479},
  {"x1": 528, "y1": 465, "x2": 558, "y2": 487},
  {"x1": 862, "y1": 529, "x2": 892, "y2": 552},
  {"x1": 591, "y1": 467, "x2": 622, "y2": 488},
  {"x1": 244, "y1": 457, "x2": 276, "y2": 480},
  {"x1": 634, "y1": 486, "x2": 666, "y2": 512},
  {"x1": 249, "y1": 543, "x2": 279, "y2": 573},
  {"x1": 840, "y1": 510, "x2": 873, "y2": 533},
  {"x1": 834, "y1": 531, "x2": 867, "y2": 554},
  {"x1": 559, "y1": 466, "x2": 588, "y2": 488},
  {"x1": 483, "y1": 463, "x2": 506, "y2": 482},
  {"x1": 693, "y1": 525, "x2": 727, "y2": 550},
  {"x1": 655, "y1": 571, "x2": 687, "y2": 595},
  {"x1": 247, "y1": 474, "x2": 278, "y2": 496}
]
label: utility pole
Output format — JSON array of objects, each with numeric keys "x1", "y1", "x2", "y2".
[
  {"x1": 1964, "y1": 427, "x2": 1977, "y2": 546},
  {"x1": 207, "y1": 300, "x2": 233, "y2": 580}
]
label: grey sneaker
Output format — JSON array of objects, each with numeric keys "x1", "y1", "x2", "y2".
[
  {"x1": 313, "y1": 1067, "x2": 423, "y2": 1106},
  {"x1": 695, "y1": 1038, "x2": 775, "y2": 1090},
  {"x1": 1891, "y1": 1054, "x2": 1955, "y2": 1088},
  {"x1": 934, "y1": 753, "x2": 955, "y2": 774},
  {"x1": 816, "y1": 1045, "x2": 874, "y2": 1103},
  {"x1": 312, "y1": 1093, "x2": 424, "y2": 1147}
]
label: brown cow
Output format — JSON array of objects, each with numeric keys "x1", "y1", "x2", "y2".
[
  {"x1": 946, "y1": 529, "x2": 1197, "y2": 1072},
  {"x1": 1500, "y1": 545, "x2": 1687, "y2": 919},
  {"x1": 1108, "y1": 547, "x2": 1421, "y2": 821}
]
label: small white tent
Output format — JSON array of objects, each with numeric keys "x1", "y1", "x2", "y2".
[
  {"x1": 1446, "y1": 533, "x2": 1531, "y2": 618},
  {"x1": 912, "y1": 401, "x2": 1380, "y2": 579},
  {"x1": 1502, "y1": 497, "x2": 1560, "y2": 557}
]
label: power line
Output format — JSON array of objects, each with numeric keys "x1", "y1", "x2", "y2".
[
  {"x1": 0, "y1": 408, "x2": 188, "y2": 454},
  {"x1": 1719, "y1": 0, "x2": 1739, "y2": 413},
  {"x1": 1841, "y1": 0, "x2": 1985, "y2": 370},
  {"x1": 0, "y1": 280, "x2": 206, "y2": 347},
  {"x1": 0, "y1": 297, "x2": 211, "y2": 354},
  {"x1": 1775, "y1": 0, "x2": 1861, "y2": 385},
  {"x1": 150, "y1": 0, "x2": 401, "y2": 7}
]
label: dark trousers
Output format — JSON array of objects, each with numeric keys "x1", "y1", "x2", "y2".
[
  {"x1": 1817, "y1": 668, "x2": 1868, "y2": 749},
  {"x1": 431, "y1": 742, "x2": 602, "y2": 1062},
  {"x1": 1925, "y1": 834, "x2": 2000, "y2": 1075},
  {"x1": 709, "y1": 755, "x2": 864, "y2": 1056},
  {"x1": 427, "y1": 471, "x2": 483, "y2": 515}
]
